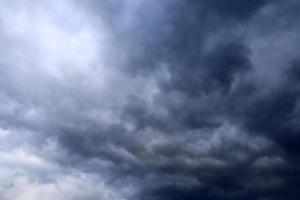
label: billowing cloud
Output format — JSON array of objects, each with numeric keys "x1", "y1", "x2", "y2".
[{"x1": 0, "y1": 0, "x2": 300, "y2": 199}]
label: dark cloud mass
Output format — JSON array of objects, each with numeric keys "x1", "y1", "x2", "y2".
[{"x1": 0, "y1": 0, "x2": 300, "y2": 199}]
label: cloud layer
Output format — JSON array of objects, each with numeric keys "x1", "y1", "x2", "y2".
[{"x1": 0, "y1": 0, "x2": 300, "y2": 199}]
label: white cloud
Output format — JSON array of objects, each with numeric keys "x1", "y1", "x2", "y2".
[{"x1": 1, "y1": 172, "x2": 132, "y2": 200}]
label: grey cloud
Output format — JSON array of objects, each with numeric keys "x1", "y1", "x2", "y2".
[{"x1": 0, "y1": 0, "x2": 300, "y2": 200}]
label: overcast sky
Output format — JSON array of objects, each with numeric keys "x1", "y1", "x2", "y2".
[{"x1": 0, "y1": 0, "x2": 300, "y2": 199}]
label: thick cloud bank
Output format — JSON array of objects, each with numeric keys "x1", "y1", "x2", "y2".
[{"x1": 0, "y1": 0, "x2": 300, "y2": 199}]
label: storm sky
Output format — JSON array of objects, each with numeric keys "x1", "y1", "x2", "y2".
[{"x1": 0, "y1": 0, "x2": 300, "y2": 199}]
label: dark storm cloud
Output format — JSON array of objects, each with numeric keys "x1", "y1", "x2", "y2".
[
  {"x1": 44, "y1": 0, "x2": 300, "y2": 199},
  {"x1": 100, "y1": 0, "x2": 300, "y2": 199},
  {"x1": 1, "y1": 0, "x2": 300, "y2": 200}
]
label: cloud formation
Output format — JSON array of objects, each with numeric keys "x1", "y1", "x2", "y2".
[{"x1": 0, "y1": 0, "x2": 300, "y2": 199}]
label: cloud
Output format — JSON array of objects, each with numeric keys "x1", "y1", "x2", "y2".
[
  {"x1": 1, "y1": 173, "x2": 132, "y2": 200},
  {"x1": 0, "y1": 0, "x2": 300, "y2": 199}
]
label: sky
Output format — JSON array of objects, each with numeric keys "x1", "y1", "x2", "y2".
[{"x1": 0, "y1": 0, "x2": 300, "y2": 199}]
